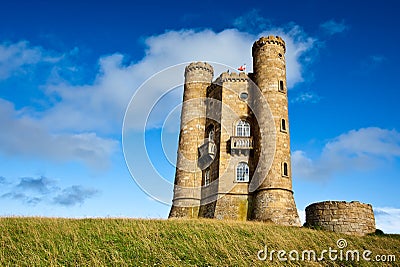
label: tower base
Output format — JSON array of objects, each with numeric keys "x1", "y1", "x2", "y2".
[
  {"x1": 213, "y1": 194, "x2": 249, "y2": 221},
  {"x1": 251, "y1": 189, "x2": 301, "y2": 226},
  {"x1": 169, "y1": 205, "x2": 200, "y2": 219}
]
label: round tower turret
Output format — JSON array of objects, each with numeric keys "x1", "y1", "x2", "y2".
[
  {"x1": 169, "y1": 62, "x2": 214, "y2": 218},
  {"x1": 251, "y1": 36, "x2": 300, "y2": 226}
]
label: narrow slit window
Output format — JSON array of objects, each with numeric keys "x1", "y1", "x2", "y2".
[
  {"x1": 279, "y1": 80, "x2": 285, "y2": 92},
  {"x1": 207, "y1": 125, "x2": 215, "y2": 141},
  {"x1": 204, "y1": 169, "x2": 210, "y2": 186},
  {"x1": 281, "y1": 119, "x2": 287, "y2": 132},
  {"x1": 208, "y1": 129, "x2": 215, "y2": 141},
  {"x1": 283, "y1": 162, "x2": 288, "y2": 177}
]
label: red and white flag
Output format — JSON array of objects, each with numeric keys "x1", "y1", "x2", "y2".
[{"x1": 238, "y1": 64, "x2": 246, "y2": 71}]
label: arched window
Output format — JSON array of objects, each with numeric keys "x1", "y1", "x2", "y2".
[
  {"x1": 207, "y1": 125, "x2": 215, "y2": 141},
  {"x1": 204, "y1": 169, "x2": 210, "y2": 186},
  {"x1": 208, "y1": 129, "x2": 215, "y2": 141},
  {"x1": 283, "y1": 162, "x2": 288, "y2": 177},
  {"x1": 236, "y1": 162, "x2": 249, "y2": 182},
  {"x1": 236, "y1": 120, "x2": 250, "y2": 137}
]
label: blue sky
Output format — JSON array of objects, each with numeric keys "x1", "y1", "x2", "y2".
[{"x1": 0, "y1": 0, "x2": 400, "y2": 233}]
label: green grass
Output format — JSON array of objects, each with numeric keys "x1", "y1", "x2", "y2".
[{"x1": 0, "y1": 217, "x2": 399, "y2": 266}]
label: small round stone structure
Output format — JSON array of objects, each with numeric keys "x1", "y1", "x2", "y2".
[{"x1": 305, "y1": 201, "x2": 376, "y2": 236}]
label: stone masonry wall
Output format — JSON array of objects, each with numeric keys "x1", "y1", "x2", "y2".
[{"x1": 305, "y1": 201, "x2": 376, "y2": 236}]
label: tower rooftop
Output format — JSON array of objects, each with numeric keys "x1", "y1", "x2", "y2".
[
  {"x1": 252, "y1": 35, "x2": 286, "y2": 55},
  {"x1": 185, "y1": 62, "x2": 214, "y2": 75}
]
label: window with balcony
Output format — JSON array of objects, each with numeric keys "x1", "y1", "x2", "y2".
[
  {"x1": 236, "y1": 162, "x2": 249, "y2": 182},
  {"x1": 198, "y1": 129, "x2": 216, "y2": 170},
  {"x1": 231, "y1": 120, "x2": 252, "y2": 151}
]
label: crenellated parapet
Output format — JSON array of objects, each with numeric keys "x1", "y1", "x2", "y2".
[
  {"x1": 217, "y1": 71, "x2": 249, "y2": 83},
  {"x1": 252, "y1": 35, "x2": 286, "y2": 56},
  {"x1": 185, "y1": 62, "x2": 214, "y2": 82}
]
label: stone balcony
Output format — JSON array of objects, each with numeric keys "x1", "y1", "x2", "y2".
[
  {"x1": 198, "y1": 140, "x2": 216, "y2": 170},
  {"x1": 230, "y1": 136, "x2": 253, "y2": 150}
]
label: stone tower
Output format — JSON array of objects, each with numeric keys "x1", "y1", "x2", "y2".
[
  {"x1": 169, "y1": 36, "x2": 300, "y2": 226},
  {"x1": 250, "y1": 36, "x2": 300, "y2": 226},
  {"x1": 169, "y1": 62, "x2": 214, "y2": 218}
]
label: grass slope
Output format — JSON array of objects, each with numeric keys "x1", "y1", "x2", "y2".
[{"x1": 0, "y1": 217, "x2": 399, "y2": 266}]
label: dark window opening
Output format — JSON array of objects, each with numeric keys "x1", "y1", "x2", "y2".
[
  {"x1": 204, "y1": 169, "x2": 210, "y2": 186},
  {"x1": 279, "y1": 80, "x2": 284, "y2": 92},
  {"x1": 283, "y1": 162, "x2": 288, "y2": 177},
  {"x1": 239, "y1": 92, "x2": 248, "y2": 100},
  {"x1": 207, "y1": 125, "x2": 215, "y2": 141},
  {"x1": 281, "y1": 119, "x2": 286, "y2": 131}
]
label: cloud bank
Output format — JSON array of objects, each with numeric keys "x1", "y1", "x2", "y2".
[
  {"x1": 291, "y1": 91, "x2": 321, "y2": 104},
  {"x1": 0, "y1": 99, "x2": 118, "y2": 168},
  {"x1": 374, "y1": 207, "x2": 400, "y2": 234},
  {"x1": 43, "y1": 27, "x2": 315, "y2": 133},
  {"x1": 0, "y1": 41, "x2": 60, "y2": 80},
  {"x1": 292, "y1": 127, "x2": 400, "y2": 180},
  {"x1": 0, "y1": 24, "x2": 317, "y2": 167},
  {"x1": 1, "y1": 176, "x2": 98, "y2": 206},
  {"x1": 320, "y1": 19, "x2": 349, "y2": 35},
  {"x1": 53, "y1": 185, "x2": 99, "y2": 206}
]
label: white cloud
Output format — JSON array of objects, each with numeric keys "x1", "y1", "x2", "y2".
[
  {"x1": 233, "y1": 9, "x2": 272, "y2": 34},
  {"x1": 357, "y1": 54, "x2": 387, "y2": 74},
  {"x1": 292, "y1": 127, "x2": 400, "y2": 180},
  {"x1": 320, "y1": 19, "x2": 349, "y2": 35},
  {"x1": 374, "y1": 207, "x2": 400, "y2": 234},
  {"x1": 43, "y1": 54, "x2": 137, "y2": 134},
  {"x1": 0, "y1": 99, "x2": 118, "y2": 168},
  {"x1": 291, "y1": 91, "x2": 321, "y2": 104},
  {"x1": 0, "y1": 23, "x2": 317, "y2": 166},
  {"x1": 42, "y1": 27, "x2": 316, "y2": 133},
  {"x1": 0, "y1": 41, "x2": 60, "y2": 79}
]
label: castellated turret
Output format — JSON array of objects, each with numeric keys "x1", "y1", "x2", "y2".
[
  {"x1": 169, "y1": 37, "x2": 300, "y2": 226},
  {"x1": 169, "y1": 62, "x2": 214, "y2": 218},
  {"x1": 251, "y1": 36, "x2": 300, "y2": 226}
]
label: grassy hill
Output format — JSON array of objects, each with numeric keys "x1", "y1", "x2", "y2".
[{"x1": 0, "y1": 217, "x2": 399, "y2": 266}]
